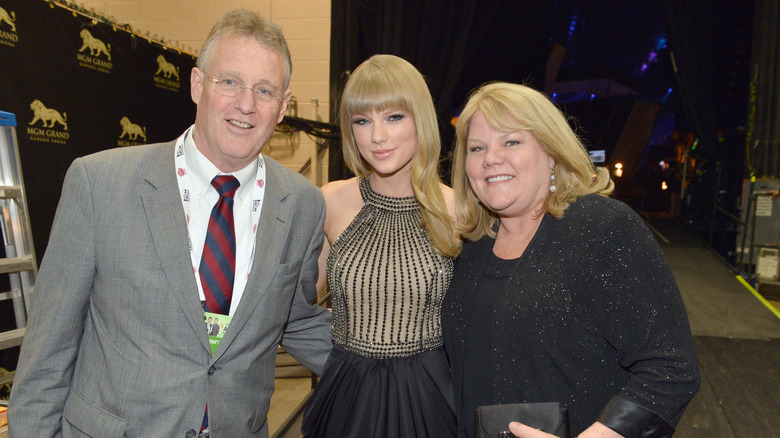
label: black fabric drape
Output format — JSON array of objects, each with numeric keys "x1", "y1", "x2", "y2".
[
  {"x1": 662, "y1": 0, "x2": 758, "y2": 170},
  {"x1": 661, "y1": 0, "x2": 756, "y2": 231},
  {"x1": 747, "y1": 0, "x2": 780, "y2": 178},
  {"x1": 661, "y1": 0, "x2": 721, "y2": 160}
]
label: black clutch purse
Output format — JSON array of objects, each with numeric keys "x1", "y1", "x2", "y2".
[{"x1": 474, "y1": 402, "x2": 570, "y2": 438}]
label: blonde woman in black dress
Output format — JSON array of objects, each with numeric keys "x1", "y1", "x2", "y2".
[
  {"x1": 301, "y1": 54, "x2": 460, "y2": 438},
  {"x1": 443, "y1": 82, "x2": 699, "y2": 438}
]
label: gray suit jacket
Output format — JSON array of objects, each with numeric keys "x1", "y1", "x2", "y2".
[{"x1": 8, "y1": 141, "x2": 333, "y2": 438}]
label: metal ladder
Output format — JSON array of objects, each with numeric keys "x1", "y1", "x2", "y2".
[{"x1": 0, "y1": 111, "x2": 37, "y2": 407}]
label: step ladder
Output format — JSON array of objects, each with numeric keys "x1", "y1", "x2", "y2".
[{"x1": 0, "y1": 111, "x2": 37, "y2": 404}]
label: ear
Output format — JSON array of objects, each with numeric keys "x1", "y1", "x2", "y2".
[
  {"x1": 548, "y1": 155, "x2": 556, "y2": 170},
  {"x1": 191, "y1": 67, "x2": 203, "y2": 104},
  {"x1": 276, "y1": 89, "x2": 293, "y2": 124}
]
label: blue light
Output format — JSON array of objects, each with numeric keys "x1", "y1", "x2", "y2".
[
  {"x1": 661, "y1": 88, "x2": 673, "y2": 104},
  {"x1": 566, "y1": 12, "x2": 578, "y2": 44},
  {"x1": 656, "y1": 36, "x2": 667, "y2": 51}
]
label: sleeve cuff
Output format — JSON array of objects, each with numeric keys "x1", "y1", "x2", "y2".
[{"x1": 597, "y1": 396, "x2": 675, "y2": 438}]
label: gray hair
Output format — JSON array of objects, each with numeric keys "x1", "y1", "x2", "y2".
[{"x1": 197, "y1": 8, "x2": 292, "y2": 89}]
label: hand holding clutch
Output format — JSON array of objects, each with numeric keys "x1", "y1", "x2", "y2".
[{"x1": 474, "y1": 402, "x2": 570, "y2": 438}]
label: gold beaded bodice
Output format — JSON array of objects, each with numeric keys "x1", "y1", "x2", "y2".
[{"x1": 327, "y1": 177, "x2": 454, "y2": 358}]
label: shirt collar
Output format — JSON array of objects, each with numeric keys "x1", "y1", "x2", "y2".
[{"x1": 184, "y1": 128, "x2": 257, "y2": 200}]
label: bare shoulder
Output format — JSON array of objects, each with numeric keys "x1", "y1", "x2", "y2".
[
  {"x1": 321, "y1": 177, "x2": 361, "y2": 206},
  {"x1": 320, "y1": 177, "x2": 363, "y2": 241}
]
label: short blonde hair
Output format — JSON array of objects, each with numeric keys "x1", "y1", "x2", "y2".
[
  {"x1": 452, "y1": 82, "x2": 613, "y2": 241},
  {"x1": 339, "y1": 54, "x2": 459, "y2": 257}
]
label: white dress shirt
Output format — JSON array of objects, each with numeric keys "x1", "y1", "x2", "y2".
[{"x1": 176, "y1": 127, "x2": 265, "y2": 316}]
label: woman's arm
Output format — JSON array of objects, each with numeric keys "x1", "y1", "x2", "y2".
[{"x1": 588, "y1": 203, "x2": 699, "y2": 436}]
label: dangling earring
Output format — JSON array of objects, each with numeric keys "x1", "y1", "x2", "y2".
[{"x1": 549, "y1": 170, "x2": 557, "y2": 193}]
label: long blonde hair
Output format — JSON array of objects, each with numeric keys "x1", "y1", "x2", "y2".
[
  {"x1": 452, "y1": 82, "x2": 614, "y2": 241},
  {"x1": 340, "y1": 54, "x2": 459, "y2": 257}
]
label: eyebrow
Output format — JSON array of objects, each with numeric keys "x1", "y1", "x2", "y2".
[{"x1": 214, "y1": 72, "x2": 280, "y2": 89}]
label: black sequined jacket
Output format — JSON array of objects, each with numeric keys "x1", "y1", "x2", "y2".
[{"x1": 442, "y1": 194, "x2": 700, "y2": 438}]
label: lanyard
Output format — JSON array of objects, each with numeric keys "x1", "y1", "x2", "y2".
[{"x1": 173, "y1": 128, "x2": 266, "y2": 301}]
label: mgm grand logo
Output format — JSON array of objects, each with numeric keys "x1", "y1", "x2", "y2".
[
  {"x1": 76, "y1": 29, "x2": 113, "y2": 73},
  {"x1": 118, "y1": 116, "x2": 147, "y2": 146},
  {"x1": 0, "y1": 6, "x2": 19, "y2": 47},
  {"x1": 154, "y1": 54, "x2": 181, "y2": 92},
  {"x1": 27, "y1": 100, "x2": 69, "y2": 144}
]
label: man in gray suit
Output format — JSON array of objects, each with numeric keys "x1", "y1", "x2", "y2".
[{"x1": 8, "y1": 9, "x2": 332, "y2": 438}]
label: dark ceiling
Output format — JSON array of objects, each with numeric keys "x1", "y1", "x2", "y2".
[{"x1": 452, "y1": 0, "x2": 753, "y2": 137}]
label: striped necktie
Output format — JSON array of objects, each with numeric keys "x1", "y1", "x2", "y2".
[{"x1": 199, "y1": 175, "x2": 240, "y2": 315}]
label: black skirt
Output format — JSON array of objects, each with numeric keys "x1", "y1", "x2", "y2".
[{"x1": 302, "y1": 346, "x2": 457, "y2": 438}]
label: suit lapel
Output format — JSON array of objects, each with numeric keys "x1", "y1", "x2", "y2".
[
  {"x1": 141, "y1": 142, "x2": 211, "y2": 352},
  {"x1": 212, "y1": 158, "x2": 294, "y2": 359}
]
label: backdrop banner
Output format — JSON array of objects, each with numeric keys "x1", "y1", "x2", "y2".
[{"x1": 0, "y1": 0, "x2": 197, "y2": 262}]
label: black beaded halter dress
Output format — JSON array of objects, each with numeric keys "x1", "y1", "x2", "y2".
[{"x1": 302, "y1": 177, "x2": 457, "y2": 438}]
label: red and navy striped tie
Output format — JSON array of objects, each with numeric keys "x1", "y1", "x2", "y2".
[{"x1": 199, "y1": 175, "x2": 240, "y2": 315}]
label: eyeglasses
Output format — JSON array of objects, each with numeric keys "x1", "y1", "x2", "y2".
[{"x1": 206, "y1": 76, "x2": 283, "y2": 108}]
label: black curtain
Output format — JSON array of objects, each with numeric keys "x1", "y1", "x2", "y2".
[
  {"x1": 747, "y1": 0, "x2": 780, "y2": 178},
  {"x1": 661, "y1": 0, "x2": 721, "y2": 160},
  {"x1": 662, "y1": 0, "x2": 754, "y2": 229}
]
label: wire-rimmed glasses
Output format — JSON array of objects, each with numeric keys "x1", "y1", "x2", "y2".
[{"x1": 206, "y1": 76, "x2": 283, "y2": 108}]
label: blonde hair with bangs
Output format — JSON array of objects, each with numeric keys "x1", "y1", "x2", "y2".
[
  {"x1": 452, "y1": 82, "x2": 614, "y2": 241},
  {"x1": 340, "y1": 54, "x2": 459, "y2": 257}
]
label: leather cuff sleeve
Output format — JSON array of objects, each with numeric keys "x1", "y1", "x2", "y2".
[{"x1": 597, "y1": 396, "x2": 675, "y2": 438}]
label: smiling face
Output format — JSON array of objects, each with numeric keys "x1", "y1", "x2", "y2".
[
  {"x1": 350, "y1": 108, "x2": 418, "y2": 179},
  {"x1": 465, "y1": 111, "x2": 555, "y2": 219},
  {"x1": 190, "y1": 35, "x2": 290, "y2": 172}
]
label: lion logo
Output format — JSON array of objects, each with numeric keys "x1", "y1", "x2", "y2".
[
  {"x1": 0, "y1": 7, "x2": 15, "y2": 32},
  {"x1": 155, "y1": 55, "x2": 180, "y2": 80},
  {"x1": 119, "y1": 117, "x2": 147, "y2": 142},
  {"x1": 78, "y1": 29, "x2": 111, "y2": 60},
  {"x1": 29, "y1": 100, "x2": 67, "y2": 130}
]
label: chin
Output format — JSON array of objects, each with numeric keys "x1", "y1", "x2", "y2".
[
  {"x1": 373, "y1": 164, "x2": 405, "y2": 177},
  {"x1": 484, "y1": 200, "x2": 518, "y2": 213}
]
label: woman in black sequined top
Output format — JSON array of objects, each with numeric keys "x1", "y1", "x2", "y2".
[
  {"x1": 301, "y1": 54, "x2": 461, "y2": 438},
  {"x1": 442, "y1": 82, "x2": 699, "y2": 438}
]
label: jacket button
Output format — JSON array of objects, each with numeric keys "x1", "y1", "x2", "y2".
[
  {"x1": 208, "y1": 365, "x2": 216, "y2": 375},
  {"x1": 185, "y1": 429, "x2": 197, "y2": 438}
]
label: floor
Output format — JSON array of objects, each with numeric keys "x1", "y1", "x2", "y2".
[
  {"x1": 647, "y1": 218, "x2": 780, "y2": 437},
  {"x1": 267, "y1": 353, "x2": 315, "y2": 437},
  {"x1": 266, "y1": 217, "x2": 780, "y2": 438}
]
